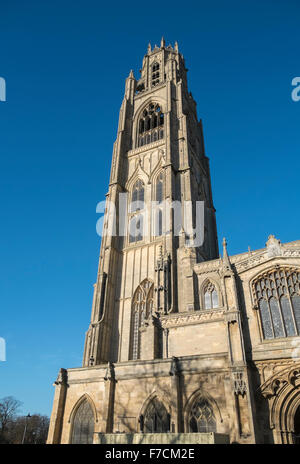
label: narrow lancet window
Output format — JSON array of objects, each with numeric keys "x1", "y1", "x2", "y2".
[
  {"x1": 130, "y1": 280, "x2": 154, "y2": 360},
  {"x1": 156, "y1": 172, "x2": 163, "y2": 204},
  {"x1": 129, "y1": 179, "x2": 145, "y2": 244}
]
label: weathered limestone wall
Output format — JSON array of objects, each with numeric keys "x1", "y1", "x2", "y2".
[
  {"x1": 166, "y1": 321, "x2": 226, "y2": 358},
  {"x1": 96, "y1": 432, "x2": 230, "y2": 444},
  {"x1": 47, "y1": 355, "x2": 248, "y2": 444}
]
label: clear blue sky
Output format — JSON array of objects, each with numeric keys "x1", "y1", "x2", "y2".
[{"x1": 0, "y1": 0, "x2": 299, "y2": 417}]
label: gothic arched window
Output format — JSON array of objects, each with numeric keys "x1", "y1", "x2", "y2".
[
  {"x1": 137, "y1": 103, "x2": 164, "y2": 147},
  {"x1": 131, "y1": 179, "x2": 144, "y2": 212},
  {"x1": 157, "y1": 209, "x2": 163, "y2": 237},
  {"x1": 152, "y1": 62, "x2": 160, "y2": 87},
  {"x1": 71, "y1": 399, "x2": 94, "y2": 444},
  {"x1": 144, "y1": 398, "x2": 170, "y2": 433},
  {"x1": 252, "y1": 268, "x2": 300, "y2": 340},
  {"x1": 129, "y1": 180, "x2": 144, "y2": 244},
  {"x1": 203, "y1": 282, "x2": 219, "y2": 309},
  {"x1": 189, "y1": 397, "x2": 216, "y2": 433},
  {"x1": 152, "y1": 208, "x2": 164, "y2": 238},
  {"x1": 128, "y1": 214, "x2": 143, "y2": 243},
  {"x1": 130, "y1": 280, "x2": 154, "y2": 360},
  {"x1": 156, "y1": 172, "x2": 163, "y2": 204},
  {"x1": 153, "y1": 172, "x2": 164, "y2": 237}
]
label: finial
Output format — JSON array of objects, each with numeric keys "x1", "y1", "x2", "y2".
[
  {"x1": 223, "y1": 237, "x2": 227, "y2": 253},
  {"x1": 266, "y1": 234, "x2": 282, "y2": 257},
  {"x1": 128, "y1": 69, "x2": 134, "y2": 79},
  {"x1": 222, "y1": 237, "x2": 232, "y2": 272},
  {"x1": 160, "y1": 36, "x2": 165, "y2": 48},
  {"x1": 179, "y1": 227, "x2": 185, "y2": 238},
  {"x1": 148, "y1": 42, "x2": 151, "y2": 53},
  {"x1": 174, "y1": 41, "x2": 178, "y2": 52}
]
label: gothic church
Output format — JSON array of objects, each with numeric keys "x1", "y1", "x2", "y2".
[{"x1": 47, "y1": 39, "x2": 300, "y2": 444}]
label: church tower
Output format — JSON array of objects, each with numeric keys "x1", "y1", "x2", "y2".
[
  {"x1": 49, "y1": 40, "x2": 300, "y2": 445},
  {"x1": 83, "y1": 38, "x2": 219, "y2": 367}
]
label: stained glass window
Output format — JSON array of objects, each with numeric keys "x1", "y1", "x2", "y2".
[{"x1": 253, "y1": 268, "x2": 300, "y2": 340}]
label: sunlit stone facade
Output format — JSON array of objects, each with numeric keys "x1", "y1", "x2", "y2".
[{"x1": 47, "y1": 40, "x2": 300, "y2": 444}]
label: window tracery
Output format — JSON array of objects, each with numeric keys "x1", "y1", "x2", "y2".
[
  {"x1": 130, "y1": 280, "x2": 154, "y2": 360},
  {"x1": 137, "y1": 103, "x2": 164, "y2": 147},
  {"x1": 154, "y1": 172, "x2": 164, "y2": 237},
  {"x1": 144, "y1": 397, "x2": 169, "y2": 433},
  {"x1": 189, "y1": 398, "x2": 216, "y2": 433},
  {"x1": 129, "y1": 179, "x2": 144, "y2": 243},
  {"x1": 131, "y1": 179, "x2": 144, "y2": 212},
  {"x1": 252, "y1": 268, "x2": 300, "y2": 340},
  {"x1": 156, "y1": 172, "x2": 163, "y2": 204},
  {"x1": 203, "y1": 282, "x2": 219, "y2": 309},
  {"x1": 71, "y1": 399, "x2": 94, "y2": 444}
]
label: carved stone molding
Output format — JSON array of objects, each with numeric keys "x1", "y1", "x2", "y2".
[
  {"x1": 193, "y1": 259, "x2": 220, "y2": 275},
  {"x1": 161, "y1": 310, "x2": 224, "y2": 328},
  {"x1": 233, "y1": 247, "x2": 300, "y2": 273},
  {"x1": 233, "y1": 253, "x2": 268, "y2": 272},
  {"x1": 283, "y1": 250, "x2": 300, "y2": 258},
  {"x1": 259, "y1": 362, "x2": 300, "y2": 398},
  {"x1": 232, "y1": 370, "x2": 247, "y2": 396},
  {"x1": 127, "y1": 140, "x2": 164, "y2": 158}
]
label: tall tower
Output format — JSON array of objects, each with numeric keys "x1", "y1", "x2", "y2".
[
  {"x1": 83, "y1": 39, "x2": 219, "y2": 367},
  {"x1": 48, "y1": 40, "x2": 300, "y2": 445}
]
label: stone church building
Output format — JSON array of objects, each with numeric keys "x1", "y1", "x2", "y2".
[{"x1": 47, "y1": 39, "x2": 300, "y2": 444}]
